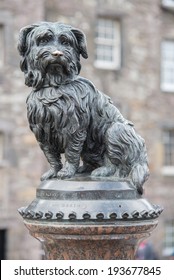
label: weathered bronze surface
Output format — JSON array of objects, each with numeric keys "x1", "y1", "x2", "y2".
[
  {"x1": 18, "y1": 21, "x2": 150, "y2": 194},
  {"x1": 19, "y1": 178, "x2": 162, "y2": 222}
]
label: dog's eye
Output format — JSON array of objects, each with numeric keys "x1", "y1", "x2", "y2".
[
  {"x1": 38, "y1": 36, "x2": 52, "y2": 45},
  {"x1": 40, "y1": 38, "x2": 49, "y2": 44},
  {"x1": 62, "y1": 40, "x2": 69, "y2": 46},
  {"x1": 60, "y1": 36, "x2": 70, "y2": 46},
  {"x1": 40, "y1": 38, "x2": 48, "y2": 43}
]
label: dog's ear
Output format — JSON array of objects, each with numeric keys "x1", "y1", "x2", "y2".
[
  {"x1": 18, "y1": 24, "x2": 37, "y2": 56},
  {"x1": 71, "y1": 28, "x2": 88, "y2": 59}
]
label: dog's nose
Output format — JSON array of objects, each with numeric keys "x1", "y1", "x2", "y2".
[{"x1": 52, "y1": 50, "x2": 63, "y2": 57}]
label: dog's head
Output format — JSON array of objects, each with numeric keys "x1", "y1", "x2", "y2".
[{"x1": 18, "y1": 22, "x2": 88, "y2": 90}]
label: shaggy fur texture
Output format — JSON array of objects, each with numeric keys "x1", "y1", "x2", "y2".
[{"x1": 18, "y1": 21, "x2": 149, "y2": 194}]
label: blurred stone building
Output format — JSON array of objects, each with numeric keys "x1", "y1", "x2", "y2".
[{"x1": 1, "y1": 0, "x2": 174, "y2": 259}]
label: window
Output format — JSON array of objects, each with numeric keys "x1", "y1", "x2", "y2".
[
  {"x1": 94, "y1": 18, "x2": 121, "y2": 70},
  {"x1": 0, "y1": 132, "x2": 4, "y2": 161},
  {"x1": 0, "y1": 10, "x2": 13, "y2": 68},
  {"x1": 162, "y1": 0, "x2": 174, "y2": 10},
  {"x1": 163, "y1": 221, "x2": 174, "y2": 256},
  {"x1": 0, "y1": 24, "x2": 5, "y2": 68},
  {"x1": 162, "y1": 129, "x2": 174, "y2": 175},
  {"x1": 161, "y1": 41, "x2": 174, "y2": 92}
]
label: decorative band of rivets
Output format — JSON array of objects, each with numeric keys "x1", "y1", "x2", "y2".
[{"x1": 18, "y1": 205, "x2": 163, "y2": 221}]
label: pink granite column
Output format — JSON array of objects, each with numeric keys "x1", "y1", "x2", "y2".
[{"x1": 24, "y1": 219, "x2": 158, "y2": 260}]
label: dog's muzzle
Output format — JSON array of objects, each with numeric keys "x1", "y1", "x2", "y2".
[
  {"x1": 36, "y1": 49, "x2": 64, "y2": 61},
  {"x1": 51, "y1": 50, "x2": 63, "y2": 57}
]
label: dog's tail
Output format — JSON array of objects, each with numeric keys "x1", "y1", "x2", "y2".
[
  {"x1": 107, "y1": 122, "x2": 149, "y2": 194},
  {"x1": 130, "y1": 163, "x2": 150, "y2": 195}
]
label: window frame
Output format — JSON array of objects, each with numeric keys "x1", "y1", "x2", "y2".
[
  {"x1": 94, "y1": 17, "x2": 121, "y2": 70},
  {"x1": 161, "y1": 40, "x2": 174, "y2": 92},
  {"x1": 0, "y1": 120, "x2": 14, "y2": 168},
  {"x1": 0, "y1": 24, "x2": 5, "y2": 68},
  {"x1": 0, "y1": 131, "x2": 4, "y2": 161},
  {"x1": 0, "y1": 10, "x2": 13, "y2": 70},
  {"x1": 162, "y1": 128, "x2": 174, "y2": 175},
  {"x1": 163, "y1": 221, "x2": 174, "y2": 256},
  {"x1": 162, "y1": 0, "x2": 174, "y2": 10}
]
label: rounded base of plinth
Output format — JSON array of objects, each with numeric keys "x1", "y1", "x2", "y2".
[
  {"x1": 19, "y1": 178, "x2": 163, "y2": 222},
  {"x1": 19, "y1": 178, "x2": 163, "y2": 259},
  {"x1": 24, "y1": 219, "x2": 158, "y2": 260}
]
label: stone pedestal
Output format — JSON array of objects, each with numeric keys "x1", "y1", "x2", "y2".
[
  {"x1": 19, "y1": 177, "x2": 163, "y2": 260},
  {"x1": 24, "y1": 220, "x2": 158, "y2": 259}
]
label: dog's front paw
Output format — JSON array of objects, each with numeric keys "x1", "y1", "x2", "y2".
[
  {"x1": 41, "y1": 168, "x2": 58, "y2": 181},
  {"x1": 57, "y1": 163, "x2": 76, "y2": 179},
  {"x1": 57, "y1": 169, "x2": 75, "y2": 179}
]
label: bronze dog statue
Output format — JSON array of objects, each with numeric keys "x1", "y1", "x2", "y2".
[{"x1": 18, "y1": 22, "x2": 149, "y2": 194}]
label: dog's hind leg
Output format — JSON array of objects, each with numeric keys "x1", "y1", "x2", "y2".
[
  {"x1": 91, "y1": 156, "x2": 116, "y2": 177},
  {"x1": 104, "y1": 122, "x2": 149, "y2": 193},
  {"x1": 78, "y1": 163, "x2": 96, "y2": 174}
]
